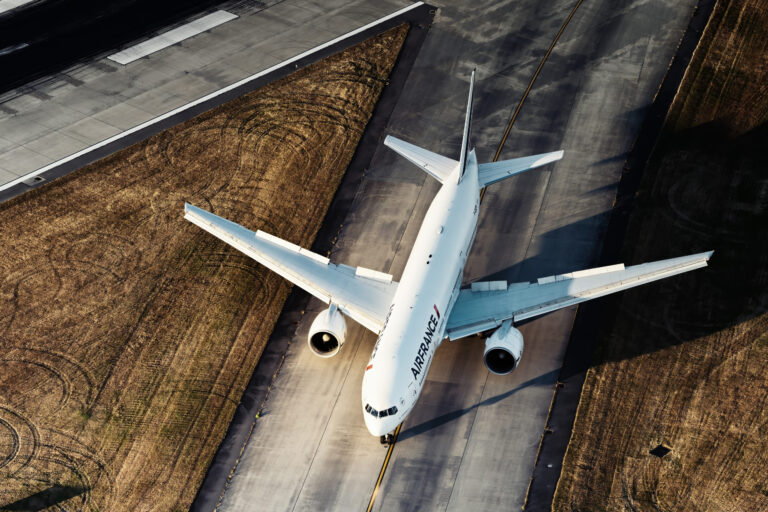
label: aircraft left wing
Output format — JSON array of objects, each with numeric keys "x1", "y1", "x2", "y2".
[
  {"x1": 184, "y1": 203, "x2": 397, "y2": 333},
  {"x1": 445, "y1": 251, "x2": 713, "y2": 340}
]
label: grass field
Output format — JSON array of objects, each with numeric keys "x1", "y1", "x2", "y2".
[
  {"x1": 553, "y1": 1, "x2": 768, "y2": 510},
  {"x1": 0, "y1": 25, "x2": 408, "y2": 511}
]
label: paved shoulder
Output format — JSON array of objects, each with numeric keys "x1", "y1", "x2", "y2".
[{"x1": 0, "y1": 0, "x2": 413, "y2": 198}]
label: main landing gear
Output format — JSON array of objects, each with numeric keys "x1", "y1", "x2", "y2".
[{"x1": 380, "y1": 433, "x2": 395, "y2": 446}]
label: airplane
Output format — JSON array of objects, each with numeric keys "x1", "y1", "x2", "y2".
[{"x1": 184, "y1": 70, "x2": 712, "y2": 444}]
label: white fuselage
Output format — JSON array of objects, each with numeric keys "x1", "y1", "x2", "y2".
[{"x1": 361, "y1": 151, "x2": 480, "y2": 436}]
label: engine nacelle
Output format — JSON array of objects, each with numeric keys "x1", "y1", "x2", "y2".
[
  {"x1": 483, "y1": 321, "x2": 524, "y2": 375},
  {"x1": 308, "y1": 305, "x2": 347, "y2": 358}
]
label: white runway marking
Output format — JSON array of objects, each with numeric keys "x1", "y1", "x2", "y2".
[
  {"x1": 108, "y1": 10, "x2": 238, "y2": 65},
  {"x1": 0, "y1": 0, "x2": 35, "y2": 14}
]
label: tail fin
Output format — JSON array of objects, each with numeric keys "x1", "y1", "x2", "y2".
[
  {"x1": 458, "y1": 69, "x2": 475, "y2": 182},
  {"x1": 385, "y1": 70, "x2": 562, "y2": 187}
]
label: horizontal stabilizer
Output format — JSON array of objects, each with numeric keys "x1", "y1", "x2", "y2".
[
  {"x1": 478, "y1": 150, "x2": 563, "y2": 187},
  {"x1": 384, "y1": 135, "x2": 458, "y2": 184}
]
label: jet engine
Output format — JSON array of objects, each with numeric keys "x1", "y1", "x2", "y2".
[
  {"x1": 308, "y1": 305, "x2": 347, "y2": 358},
  {"x1": 483, "y1": 320, "x2": 524, "y2": 375}
]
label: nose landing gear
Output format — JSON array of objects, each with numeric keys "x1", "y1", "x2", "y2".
[{"x1": 379, "y1": 433, "x2": 395, "y2": 445}]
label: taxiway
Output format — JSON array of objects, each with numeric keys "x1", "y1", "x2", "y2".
[{"x1": 208, "y1": 0, "x2": 700, "y2": 510}]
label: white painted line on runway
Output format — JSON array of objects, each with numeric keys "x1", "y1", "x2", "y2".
[
  {"x1": 0, "y1": 0, "x2": 35, "y2": 14},
  {"x1": 0, "y1": 1, "x2": 424, "y2": 194},
  {"x1": 108, "y1": 10, "x2": 239, "y2": 65}
]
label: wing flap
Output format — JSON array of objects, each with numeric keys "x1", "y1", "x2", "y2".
[
  {"x1": 184, "y1": 203, "x2": 397, "y2": 333},
  {"x1": 446, "y1": 251, "x2": 713, "y2": 340}
]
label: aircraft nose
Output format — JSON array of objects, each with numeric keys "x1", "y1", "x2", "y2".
[
  {"x1": 363, "y1": 409, "x2": 398, "y2": 437},
  {"x1": 363, "y1": 411, "x2": 386, "y2": 436}
]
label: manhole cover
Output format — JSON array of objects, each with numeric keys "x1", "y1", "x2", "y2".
[
  {"x1": 22, "y1": 175, "x2": 45, "y2": 186},
  {"x1": 650, "y1": 444, "x2": 671, "y2": 458}
]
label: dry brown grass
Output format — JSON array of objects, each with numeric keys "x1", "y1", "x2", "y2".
[
  {"x1": 0, "y1": 25, "x2": 408, "y2": 511},
  {"x1": 552, "y1": 1, "x2": 768, "y2": 510}
]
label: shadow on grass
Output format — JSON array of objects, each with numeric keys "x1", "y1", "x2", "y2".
[
  {"x1": 586, "y1": 120, "x2": 768, "y2": 364},
  {"x1": 470, "y1": 120, "x2": 768, "y2": 371},
  {"x1": 1, "y1": 485, "x2": 87, "y2": 511}
]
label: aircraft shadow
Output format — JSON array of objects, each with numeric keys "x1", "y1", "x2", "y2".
[
  {"x1": 1, "y1": 485, "x2": 87, "y2": 511},
  {"x1": 398, "y1": 369, "x2": 559, "y2": 441},
  {"x1": 467, "y1": 120, "x2": 768, "y2": 369}
]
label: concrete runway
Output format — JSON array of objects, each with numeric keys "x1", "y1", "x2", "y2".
[
  {"x1": 210, "y1": 0, "x2": 700, "y2": 510},
  {"x1": 0, "y1": 0, "x2": 412, "y2": 194}
]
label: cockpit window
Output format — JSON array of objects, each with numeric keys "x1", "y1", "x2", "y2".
[{"x1": 365, "y1": 404, "x2": 398, "y2": 418}]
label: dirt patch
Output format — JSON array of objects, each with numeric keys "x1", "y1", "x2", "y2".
[
  {"x1": 553, "y1": 0, "x2": 768, "y2": 510},
  {"x1": 0, "y1": 24, "x2": 408, "y2": 511}
]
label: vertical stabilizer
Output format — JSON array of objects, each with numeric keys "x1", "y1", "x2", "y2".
[{"x1": 457, "y1": 69, "x2": 475, "y2": 182}]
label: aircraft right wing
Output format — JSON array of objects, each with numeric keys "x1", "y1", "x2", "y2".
[{"x1": 445, "y1": 251, "x2": 713, "y2": 340}]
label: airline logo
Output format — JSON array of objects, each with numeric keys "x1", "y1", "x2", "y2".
[{"x1": 411, "y1": 306, "x2": 440, "y2": 380}]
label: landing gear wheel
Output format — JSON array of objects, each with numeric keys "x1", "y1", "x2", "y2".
[
  {"x1": 380, "y1": 435, "x2": 387, "y2": 445},
  {"x1": 380, "y1": 433, "x2": 395, "y2": 446}
]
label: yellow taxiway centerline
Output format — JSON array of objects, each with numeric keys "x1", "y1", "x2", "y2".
[
  {"x1": 366, "y1": 424, "x2": 402, "y2": 512},
  {"x1": 481, "y1": 0, "x2": 585, "y2": 204}
]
